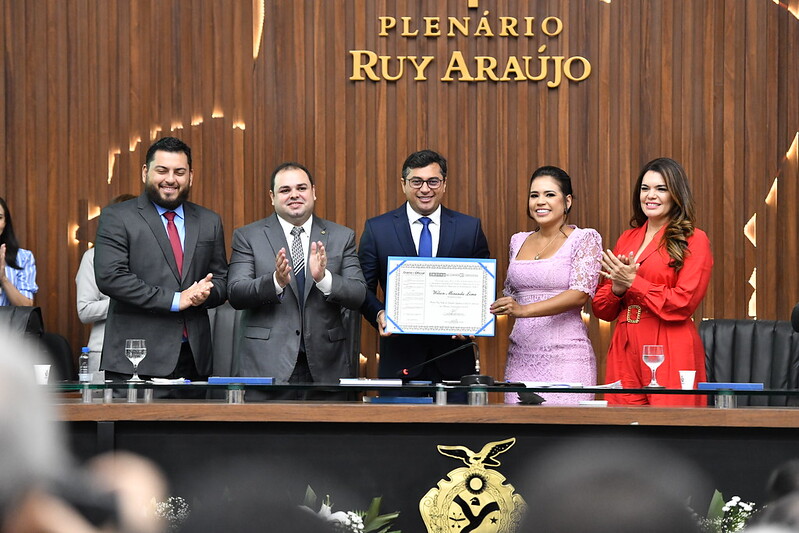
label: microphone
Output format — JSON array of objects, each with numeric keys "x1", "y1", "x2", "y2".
[
  {"x1": 459, "y1": 342, "x2": 496, "y2": 385},
  {"x1": 396, "y1": 342, "x2": 481, "y2": 379}
]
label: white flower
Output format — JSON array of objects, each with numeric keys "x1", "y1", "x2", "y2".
[{"x1": 317, "y1": 502, "x2": 352, "y2": 524}]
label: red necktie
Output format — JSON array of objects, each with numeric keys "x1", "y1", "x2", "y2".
[
  {"x1": 163, "y1": 211, "x2": 184, "y2": 276},
  {"x1": 163, "y1": 211, "x2": 188, "y2": 340}
]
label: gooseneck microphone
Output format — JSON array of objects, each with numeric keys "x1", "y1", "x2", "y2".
[{"x1": 396, "y1": 342, "x2": 479, "y2": 379}]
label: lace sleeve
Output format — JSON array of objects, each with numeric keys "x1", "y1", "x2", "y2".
[{"x1": 569, "y1": 228, "x2": 602, "y2": 297}]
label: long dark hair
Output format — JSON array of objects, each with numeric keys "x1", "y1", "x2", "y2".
[
  {"x1": 0, "y1": 197, "x2": 22, "y2": 269},
  {"x1": 630, "y1": 158, "x2": 696, "y2": 271}
]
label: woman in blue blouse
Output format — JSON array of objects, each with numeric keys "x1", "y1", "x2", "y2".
[{"x1": 0, "y1": 197, "x2": 37, "y2": 306}]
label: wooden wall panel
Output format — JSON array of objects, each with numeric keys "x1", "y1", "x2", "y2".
[{"x1": 1, "y1": 0, "x2": 798, "y2": 385}]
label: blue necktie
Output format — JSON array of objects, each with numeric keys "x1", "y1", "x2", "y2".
[{"x1": 418, "y1": 217, "x2": 433, "y2": 257}]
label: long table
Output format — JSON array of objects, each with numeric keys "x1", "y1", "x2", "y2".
[{"x1": 62, "y1": 402, "x2": 799, "y2": 530}]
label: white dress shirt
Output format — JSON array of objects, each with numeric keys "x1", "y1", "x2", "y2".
[{"x1": 406, "y1": 203, "x2": 442, "y2": 257}]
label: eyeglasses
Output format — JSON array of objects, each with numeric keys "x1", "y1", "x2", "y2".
[{"x1": 403, "y1": 177, "x2": 445, "y2": 189}]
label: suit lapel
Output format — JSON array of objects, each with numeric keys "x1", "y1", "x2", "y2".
[
  {"x1": 138, "y1": 196, "x2": 181, "y2": 283},
  {"x1": 633, "y1": 222, "x2": 663, "y2": 265},
  {"x1": 181, "y1": 203, "x2": 199, "y2": 282},
  {"x1": 393, "y1": 205, "x2": 418, "y2": 256},
  {"x1": 307, "y1": 217, "x2": 329, "y2": 301},
  {"x1": 437, "y1": 207, "x2": 455, "y2": 258}
]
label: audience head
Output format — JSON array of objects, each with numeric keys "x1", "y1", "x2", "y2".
[
  {"x1": 752, "y1": 493, "x2": 799, "y2": 530},
  {"x1": 269, "y1": 162, "x2": 317, "y2": 226},
  {"x1": 527, "y1": 166, "x2": 573, "y2": 226},
  {"x1": 401, "y1": 150, "x2": 448, "y2": 216},
  {"x1": 520, "y1": 436, "x2": 709, "y2": 533},
  {"x1": 0, "y1": 333, "x2": 69, "y2": 527},
  {"x1": 766, "y1": 459, "x2": 799, "y2": 503},
  {"x1": 0, "y1": 196, "x2": 23, "y2": 269},
  {"x1": 142, "y1": 137, "x2": 193, "y2": 210}
]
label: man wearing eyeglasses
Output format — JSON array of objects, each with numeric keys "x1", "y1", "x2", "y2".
[{"x1": 359, "y1": 149, "x2": 490, "y2": 387}]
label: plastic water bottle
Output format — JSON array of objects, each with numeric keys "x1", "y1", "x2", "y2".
[{"x1": 78, "y1": 347, "x2": 91, "y2": 383}]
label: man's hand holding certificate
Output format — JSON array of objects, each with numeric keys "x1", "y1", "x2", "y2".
[{"x1": 383, "y1": 256, "x2": 496, "y2": 336}]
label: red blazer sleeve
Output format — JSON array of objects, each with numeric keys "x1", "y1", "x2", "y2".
[
  {"x1": 591, "y1": 229, "x2": 634, "y2": 321},
  {"x1": 626, "y1": 229, "x2": 713, "y2": 321},
  {"x1": 592, "y1": 278, "x2": 623, "y2": 321}
]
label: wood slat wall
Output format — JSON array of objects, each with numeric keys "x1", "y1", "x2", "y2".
[{"x1": 1, "y1": 0, "x2": 798, "y2": 383}]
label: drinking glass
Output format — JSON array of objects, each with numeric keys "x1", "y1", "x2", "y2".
[
  {"x1": 125, "y1": 339, "x2": 147, "y2": 382},
  {"x1": 642, "y1": 345, "x2": 665, "y2": 388}
]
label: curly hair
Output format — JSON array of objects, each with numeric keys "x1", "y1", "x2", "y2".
[{"x1": 630, "y1": 158, "x2": 696, "y2": 271}]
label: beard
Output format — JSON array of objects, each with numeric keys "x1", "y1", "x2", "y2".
[{"x1": 145, "y1": 180, "x2": 191, "y2": 210}]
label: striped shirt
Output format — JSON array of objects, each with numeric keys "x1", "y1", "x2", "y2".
[{"x1": 0, "y1": 248, "x2": 38, "y2": 306}]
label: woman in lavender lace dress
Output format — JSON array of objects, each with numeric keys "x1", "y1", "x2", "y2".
[{"x1": 491, "y1": 167, "x2": 602, "y2": 404}]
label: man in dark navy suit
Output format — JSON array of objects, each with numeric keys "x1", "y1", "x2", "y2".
[{"x1": 359, "y1": 150, "x2": 490, "y2": 383}]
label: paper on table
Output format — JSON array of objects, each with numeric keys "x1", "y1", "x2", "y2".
[
  {"x1": 522, "y1": 381, "x2": 583, "y2": 388},
  {"x1": 339, "y1": 378, "x2": 404, "y2": 386},
  {"x1": 151, "y1": 377, "x2": 190, "y2": 384},
  {"x1": 593, "y1": 380, "x2": 623, "y2": 389}
]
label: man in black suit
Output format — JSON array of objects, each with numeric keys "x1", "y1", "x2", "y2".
[
  {"x1": 94, "y1": 137, "x2": 227, "y2": 383},
  {"x1": 359, "y1": 150, "x2": 490, "y2": 384}
]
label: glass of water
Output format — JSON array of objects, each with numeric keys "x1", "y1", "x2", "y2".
[{"x1": 124, "y1": 339, "x2": 147, "y2": 382}]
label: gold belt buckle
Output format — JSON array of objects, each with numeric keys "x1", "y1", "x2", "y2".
[{"x1": 626, "y1": 305, "x2": 642, "y2": 324}]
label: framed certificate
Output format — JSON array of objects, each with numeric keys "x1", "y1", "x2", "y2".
[{"x1": 384, "y1": 256, "x2": 496, "y2": 336}]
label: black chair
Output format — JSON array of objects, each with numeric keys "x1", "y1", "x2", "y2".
[
  {"x1": 341, "y1": 307, "x2": 361, "y2": 378},
  {"x1": 39, "y1": 332, "x2": 74, "y2": 382},
  {"x1": 209, "y1": 301, "x2": 242, "y2": 376},
  {"x1": 698, "y1": 319, "x2": 799, "y2": 406},
  {"x1": 791, "y1": 302, "x2": 799, "y2": 333},
  {"x1": 0, "y1": 305, "x2": 43, "y2": 338}
]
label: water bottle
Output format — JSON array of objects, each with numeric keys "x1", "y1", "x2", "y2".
[{"x1": 78, "y1": 347, "x2": 91, "y2": 383}]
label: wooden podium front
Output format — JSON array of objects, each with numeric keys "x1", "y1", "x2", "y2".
[{"x1": 62, "y1": 401, "x2": 799, "y2": 531}]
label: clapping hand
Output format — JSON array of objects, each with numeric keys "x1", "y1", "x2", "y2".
[
  {"x1": 275, "y1": 248, "x2": 291, "y2": 288},
  {"x1": 0, "y1": 243, "x2": 6, "y2": 283},
  {"x1": 180, "y1": 273, "x2": 214, "y2": 309},
  {"x1": 600, "y1": 250, "x2": 639, "y2": 296},
  {"x1": 309, "y1": 241, "x2": 327, "y2": 283}
]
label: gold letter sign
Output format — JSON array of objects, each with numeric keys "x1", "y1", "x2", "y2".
[{"x1": 350, "y1": 0, "x2": 591, "y2": 85}]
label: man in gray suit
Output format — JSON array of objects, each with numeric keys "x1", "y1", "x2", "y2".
[
  {"x1": 228, "y1": 162, "x2": 365, "y2": 398},
  {"x1": 94, "y1": 137, "x2": 228, "y2": 385}
]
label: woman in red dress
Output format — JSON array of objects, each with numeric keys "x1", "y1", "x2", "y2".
[{"x1": 593, "y1": 158, "x2": 713, "y2": 406}]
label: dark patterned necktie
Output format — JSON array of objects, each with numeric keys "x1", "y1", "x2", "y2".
[{"x1": 290, "y1": 226, "x2": 305, "y2": 274}]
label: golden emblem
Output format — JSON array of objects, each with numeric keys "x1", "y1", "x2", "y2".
[{"x1": 420, "y1": 437, "x2": 527, "y2": 532}]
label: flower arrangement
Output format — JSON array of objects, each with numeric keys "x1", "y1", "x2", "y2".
[
  {"x1": 301, "y1": 485, "x2": 400, "y2": 533},
  {"x1": 694, "y1": 490, "x2": 756, "y2": 533},
  {"x1": 153, "y1": 496, "x2": 191, "y2": 532}
]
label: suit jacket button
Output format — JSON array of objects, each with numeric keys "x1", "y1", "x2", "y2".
[{"x1": 295, "y1": 330, "x2": 300, "y2": 335}]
